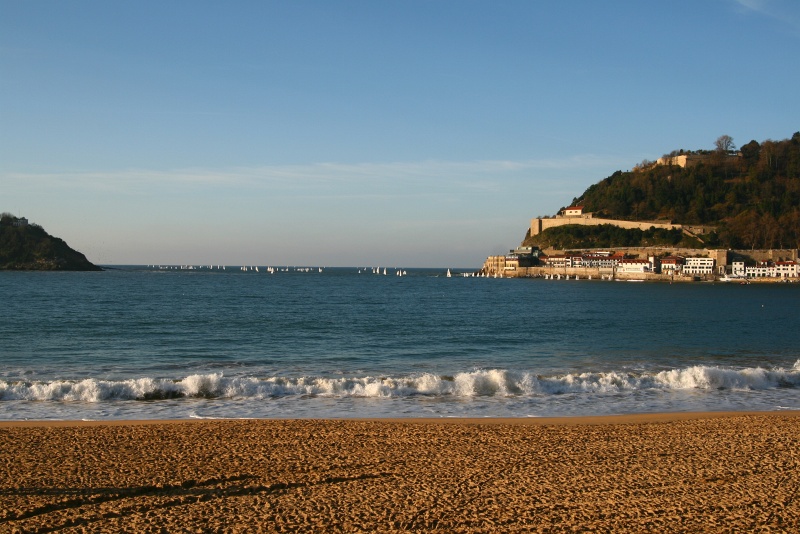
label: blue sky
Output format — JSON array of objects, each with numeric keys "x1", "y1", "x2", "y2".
[{"x1": 2, "y1": 0, "x2": 799, "y2": 267}]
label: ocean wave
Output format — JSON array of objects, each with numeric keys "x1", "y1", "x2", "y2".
[{"x1": 2, "y1": 362, "x2": 800, "y2": 403}]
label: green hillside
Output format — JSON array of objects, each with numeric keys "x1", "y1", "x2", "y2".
[
  {"x1": 525, "y1": 133, "x2": 800, "y2": 250},
  {"x1": 0, "y1": 214, "x2": 101, "y2": 270}
]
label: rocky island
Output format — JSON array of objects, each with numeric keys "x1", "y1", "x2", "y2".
[{"x1": 0, "y1": 214, "x2": 101, "y2": 271}]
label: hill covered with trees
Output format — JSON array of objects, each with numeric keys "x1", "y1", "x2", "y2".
[
  {"x1": 525, "y1": 132, "x2": 800, "y2": 250},
  {"x1": 0, "y1": 214, "x2": 101, "y2": 270}
]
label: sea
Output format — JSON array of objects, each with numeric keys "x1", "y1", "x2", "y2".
[{"x1": 1, "y1": 266, "x2": 799, "y2": 421}]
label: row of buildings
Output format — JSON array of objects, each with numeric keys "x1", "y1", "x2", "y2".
[
  {"x1": 733, "y1": 260, "x2": 800, "y2": 279},
  {"x1": 483, "y1": 247, "x2": 800, "y2": 280}
]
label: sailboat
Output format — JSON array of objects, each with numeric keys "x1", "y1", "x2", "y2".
[{"x1": 446, "y1": 269, "x2": 452, "y2": 278}]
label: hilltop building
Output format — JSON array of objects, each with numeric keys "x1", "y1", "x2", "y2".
[
  {"x1": 655, "y1": 152, "x2": 740, "y2": 168},
  {"x1": 563, "y1": 206, "x2": 584, "y2": 217}
]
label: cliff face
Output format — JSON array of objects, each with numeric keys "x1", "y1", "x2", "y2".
[{"x1": 0, "y1": 216, "x2": 102, "y2": 271}]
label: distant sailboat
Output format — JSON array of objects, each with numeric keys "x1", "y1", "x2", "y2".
[{"x1": 446, "y1": 269, "x2": 452, "y2": 278}]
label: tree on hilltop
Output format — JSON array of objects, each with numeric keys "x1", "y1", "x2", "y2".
[{"x1": 715, "y1": 135, "x2": 736, "y2": 154}]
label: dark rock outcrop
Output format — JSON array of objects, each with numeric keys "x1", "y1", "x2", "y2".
[{"x1": 0, "y1": 215, "x2": 102, "y2": 271}]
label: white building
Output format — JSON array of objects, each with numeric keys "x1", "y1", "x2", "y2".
[
  {"x1": 775, "y1": 261, "x2": 799, "y2": 278},
  {"x1": 746, "y1": 261, "x2": 799, "y2": 279},
  {"x1": 660, "y1": 256, "x2": 685, "y2": 275},
  {"x1": 746, "y1": 263, "x2": 769, "y2": 278},
  {"x1": 563, "y1": 206, "x2": 584, "y2": 217},
  {"x1": 567, "y1": 255, "x2": 584, "y2": 267},
  {"x1": 683, "y1": 257, "x2": 715, "y2": 275},
  {"x1": 616, "y1": 259, "x2": 652, "y2": 273},
  {"x1": 581, "y1": 253, "x2": 618, "y2": 268}
]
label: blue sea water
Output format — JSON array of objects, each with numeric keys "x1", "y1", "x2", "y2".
[{"x1": 1, "y1": 266, "x2": 799, "y2": 421}]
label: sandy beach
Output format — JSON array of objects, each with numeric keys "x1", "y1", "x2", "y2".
[{"x1": 2, "y1": 412, "x2": 799, "y2": 533}]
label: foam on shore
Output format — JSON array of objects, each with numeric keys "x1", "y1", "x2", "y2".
[{"x1": 3, "y1": 361, "x2": 799, "y2": 402}]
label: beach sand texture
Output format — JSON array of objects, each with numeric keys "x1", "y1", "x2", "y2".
[{"x1": 2, "y1": 413, "x2": 799, "y2": 533}]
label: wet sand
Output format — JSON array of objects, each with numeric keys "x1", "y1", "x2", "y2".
[{"x1": 2, "y1": 412, "x2": 800, "y2": 532}]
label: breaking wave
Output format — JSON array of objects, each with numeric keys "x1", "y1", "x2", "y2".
[{"x1": 2, "y1": 362, "x2": 800, "y2": 403}]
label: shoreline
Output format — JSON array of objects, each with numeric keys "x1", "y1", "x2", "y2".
[
  {"x1": 4, "y1": 411, "x2": 800, "y2": 531},
  {"x1": 504, "y1": 266, "x2": 800, "y2": 283},
  {"x1": 3, "y1": 409, "x2": 800, "y2": 427}
]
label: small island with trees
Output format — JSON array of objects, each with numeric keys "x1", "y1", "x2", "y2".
[{"x1": 0, "y1": 213, "x2": 101, "y2": 271}]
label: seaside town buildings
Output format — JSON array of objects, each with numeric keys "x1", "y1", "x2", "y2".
[
  {"x1": 491, "y1": 202, "x2": 798, "y2": 282},
  {"x1": 738, "y1": 260, "x2": 800, "y2": 279},
  {"x1": 490, "y1": 137, "x2": 796, "y2": 283},
  {"x1": 482, "y1": 247, "x2": 800, "y2": 282}
]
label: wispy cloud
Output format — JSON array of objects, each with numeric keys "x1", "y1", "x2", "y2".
[
  {"x1": 732, "y1": 0, "x2": 800, "y2": 32},
  {"x1": 3, "y1": 155, "x2": 621, "y2": 197},
  {"x1": 734, "y1": 0, "x2": 768, "y2": 12}
]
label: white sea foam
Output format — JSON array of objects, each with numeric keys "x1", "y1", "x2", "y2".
[{"x1": 2, "y1": 362, "x2": 800, "y2": 403}]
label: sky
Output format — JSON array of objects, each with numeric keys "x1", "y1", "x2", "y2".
[{"x1": 2, "y1": 0, "x2": 799, "y2": 268}]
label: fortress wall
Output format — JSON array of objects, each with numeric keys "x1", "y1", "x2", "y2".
[
  {"x1": 731, "y1": 249, "x2": 799, "y2": 262},
  {"x1": 656, "y1": 153, "x2": 739, "y2": 168},
  {"x1": 530, "y1": 216, "x2": 680, "y2": 237}
]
